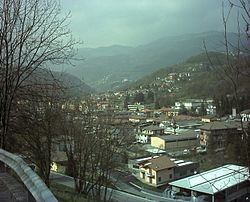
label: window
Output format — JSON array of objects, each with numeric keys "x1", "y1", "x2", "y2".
[
  {"x1": 169, "y1": 174, "x2": 172, "y2": 179},
  {"x1": 158, "y1": 177, "x2": 161, "y2": 182},
  {"x1": 59, "y1": 142, "x2": 66, "y2": 152}
]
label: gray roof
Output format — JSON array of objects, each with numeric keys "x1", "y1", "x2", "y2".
[
  {"x1": 143, "y1": 125, "x2": 164, "y2": 131},
  {"x1": 241, "y1": 109, "x2": 250, "y2": 114},
  {"x1": 169, "y1": 164, "x2": 248, "y2": 195},
  {"x1": 156, "y1": 133, "x2": 197, "y2": 142},
  {"x1": 199, "y1": 121, "x2": 239, "y2": 131},
  {"x1": 141, "y1": 155, "x2": 176, "y2": 171}
]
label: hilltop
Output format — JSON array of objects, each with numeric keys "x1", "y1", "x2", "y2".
[
  {"x1": 27, "y1": 69, "x2": 95, "y2": 97},
  {"x1": 125, "y1": 52, "x2": 250, "y2": 100},
  {"x1": 63, "y1": 31, "x2": 242, "y2": 92}
]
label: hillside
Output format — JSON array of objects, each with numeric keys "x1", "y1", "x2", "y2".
[
  {"x1": 63, "y1": 31, "x2": 242, "y2": 92},
  {"x1": 28, "y1": 69, "x2": 94, "y2": 97},
  {"x1": 126, "y1": 52, "x2": 250, "y2": 99}
]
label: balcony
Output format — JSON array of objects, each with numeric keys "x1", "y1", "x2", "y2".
[{"x1": 146, "y1": 172, "x2": 155, "y2": 177}]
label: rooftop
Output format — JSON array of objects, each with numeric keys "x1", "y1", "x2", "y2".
[
  {"x1": 199, "y1": 121, "x2": 239, "y2": 131},
  {"x1": 169, "y1": 164, "x2": 249, "y2": 195},
  {"x1": 241, "y1": 109, "x2": 250, "y2": 114},
  {"x1": 143, "y1": 125, "x2": 164, "y2": 131},
  {"x1": 140, "y1": 155, "x2": 176, "y2": 171},
  {"x1": 155, "y1": 133, "x2": 198, "y2": 142}
]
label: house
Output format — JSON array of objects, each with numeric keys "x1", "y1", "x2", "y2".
[
  {"x1": 167, "y1": 164, "x2": 249, "y2": 202},
  {"x1": 199, "y1": 121, "x2": 241, "y2": 151},
  {"x1": 51, "y1": 137, "x2": 71, "y2": 173},
  {"x1": 136, "y1": 125, "x2": 164, "y2": 143},
  {"x1": 143, "y1": 108, "x2": 154, "y2": 118},
  {"x1": 138, "y1": 155, "x2": 176, "y2": 187},
  {"x1": 201, "y1": 115, "x2": 218, "y2": 123},
  {"x1": 128, "y1": 103, "x2": 145, "y2": 112},
  {"x1": 151, "y1": 133, "x2": 198, "y2": 151},
  {"x1": 129, "y1": 115, "x2": 147, "y2": 123},
  {"x1": 175, "y1": 99, "x2": 216, "y2": 115},
  {"x1": 97, "y1": 101, "x2": 110, "y2": 110},
  {"x1": 157, "y1": 107, "x2": 179, "y2": 117},
  {"x1": 241, "y1": 109, "x2": 250, "y2": 122},
  {"x1": 136, "y1": 132, "x2": 152, "y2": 143},
  {"x1": 173, "y1": 160, "x2": 199, "y2": 180},
  {"x1": 135, "y1": 155, "x2": 199, "y2": 187},
  {"x1": 175, "y1": 99, "x2": 204, "y2": 110},
  {"x1": 141, "y1": 125, "x2": 165, "y2": 135}
]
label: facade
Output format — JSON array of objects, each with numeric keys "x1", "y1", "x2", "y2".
[
  {"x1": 136, "y1": 132, "x2": 152, "y2": 143},
  {"x1": 167, "y1": 164, "x2": 249, "y2": 202},
  {"x1": 136, "y1": 125, "x2": 164, "y2": 143},
  {"x1": 151, "y1": 133, "x2": 198, "y2": 151},
  {"x1": 135, "y1": 155, "x2": 199, "y2": 187},
  {"x1": 199, "y1": 121, "x2": 241, "y2": 151},
  {"x1": 175, "y1": 99, "x2": 215, "y2": 115},
  {"x1": 138, "y1": 156, "x2": 176, "y2": 187},
  {"x1": 173, "y1": 160, "x2": 199, "y2": 180},
  {"x1": 175, "y1": 99, "x2": 203, "y2": 110},
  {"x1": 157, "y1": 107, "x2": 179, "y2": 117},
  {"x1": 241, "y1": 109, "x2": 250, "y2": 122},
  {"x1": 141, "y1": 125, "x2": 165, "y2": 135},
  {"x1": 201, "y1": 115, "x2": 217, "y2": 123},
  {"x1": 128, "y1": 103, "x2": 145, "y2": 112},
  {"x1": 129, "y1": 115, "x2": 147, "y2": 123}
]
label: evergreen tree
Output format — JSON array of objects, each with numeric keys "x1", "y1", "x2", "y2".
[
  {"x1": 179, "y1": 104, "x2": 188, "y2": 115},
  {"x1": 134, "y1": 92, "x2": 145, "y2": 103},
  {"x1": 146, "y1": 91, "x2": 154, "y2": 104},
  {"x1": 123, "y1": 95, "x2": 129, "y2": 110},
  {"x1": 199, "y1": 103, "x2": 207, "y2": 116},
  {"x1": 154, "y1": 98, "x2": 160, "y2": 110}
]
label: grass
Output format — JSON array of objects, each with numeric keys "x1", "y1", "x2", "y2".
[
  {"x1": 50, "y1": 182, "x2": 90, "y2": 202},
  {"x1": 130, "y1": 177, "x2": 163, "y2": 193}
]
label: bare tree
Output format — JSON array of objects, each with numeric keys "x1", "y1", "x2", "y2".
[
  {"x1": 0, "y1": 0, "x2": 77, "y2": 150},
  {"x1": 61, "y1": 98, "x2": 131, "y2": 201},
  {"x1": 205, "y1": 0, "x2": 250, "y2": 170},
  {"x1": 14, "y1": 78, "x2": 64, "y2": 187},
  {"x1": 220, "y1": 1, "x2": 250, "y2": 170}
]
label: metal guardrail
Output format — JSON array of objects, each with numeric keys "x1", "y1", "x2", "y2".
[{"x1": 0, "y1": 149, "x2": 58, "y2": 202}]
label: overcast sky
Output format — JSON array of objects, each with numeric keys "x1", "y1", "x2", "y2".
[{"x1": 61, "y1": 0, "x2": 239, "y2": 48}]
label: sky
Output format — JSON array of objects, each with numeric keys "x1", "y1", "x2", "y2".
[{"x1": 60, "y1": 0, "x2": 239, "y2": 48}]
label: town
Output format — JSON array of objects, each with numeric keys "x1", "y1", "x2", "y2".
[{"x1": 0, "y1": 0, "x2": 249, "y2": 202}]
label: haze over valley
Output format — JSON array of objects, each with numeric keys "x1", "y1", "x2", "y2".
[{"x1": 63, "y1": 31, "x2": 242, "y2": 91}]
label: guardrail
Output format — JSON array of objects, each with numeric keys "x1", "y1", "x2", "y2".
[{"x1": 0, "y1": 149, "x2": 58, "y2": 202}]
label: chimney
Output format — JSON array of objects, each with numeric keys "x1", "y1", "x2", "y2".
[{"x1": 232, "y1": 108, "x2": 236, "y2": 117}]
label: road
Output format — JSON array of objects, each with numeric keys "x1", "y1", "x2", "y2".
[{"x1": 50, "y1": 172, "x2": 178, "y2": 202}]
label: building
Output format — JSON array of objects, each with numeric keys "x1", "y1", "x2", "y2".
[
  {"x1": 151, "y1": 133, "x2": 198, "y2": 151},
  {"x1": 157, "y1": 107, "x2": 179, "y2": 117},
  {"x1": 167, "y1": 164, "x2": 249, "y2": 202},
  {"x1": 199, "y1": 121, "x2": 241, "y2": 151},
  {"x1": 241, "y1": 109, "x2": 250, "y2": 122},
  {"x1": 129, "y1": 115, "x2": 147, "y2": 123},
  {"x1": 135, "y1": 155, "x2": 199, "y2": 187},
  {"x1": 128, "y1": 103, "x2": 145, "y2": 112},
  {"x1": 138, "y1": 156, "x2": 176, "y2": 187},
  {"x1": 175, "y1": 99, "x2": 215, "y2": 115},
  {"x1": 141, "y1": 125, "x2": 165, "y2": 135},
  {"x1": 172, "y1": 159, "x2": 199, "y2": 180},
  {"x1": 201, "y1": 115, "x2": 218, "y2": 123},
  {"x1": 136, "y1": 125, "x2": 164, "y2": 143}
]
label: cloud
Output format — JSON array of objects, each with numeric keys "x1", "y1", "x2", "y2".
[{"x1": 61, "y1": 0, "x2": 239, "y2": 47}]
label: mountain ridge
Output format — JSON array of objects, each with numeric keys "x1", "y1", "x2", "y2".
[{"x1": 63, "y1": 31, "x2": 242, "y2": 92}]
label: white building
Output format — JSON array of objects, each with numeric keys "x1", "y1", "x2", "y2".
[
  {"x1": 167, "y1": 164, "x2": 249, "y2": 202},
  {"x1": 175, "y1": 99, "x2": 216, "y2": 115},
  {"x1": 241, "y1": 109, "x2": 250, "y2": 122},
  {"x1": 136, "y1": 125, "x2": 164, "y2": 143}
]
